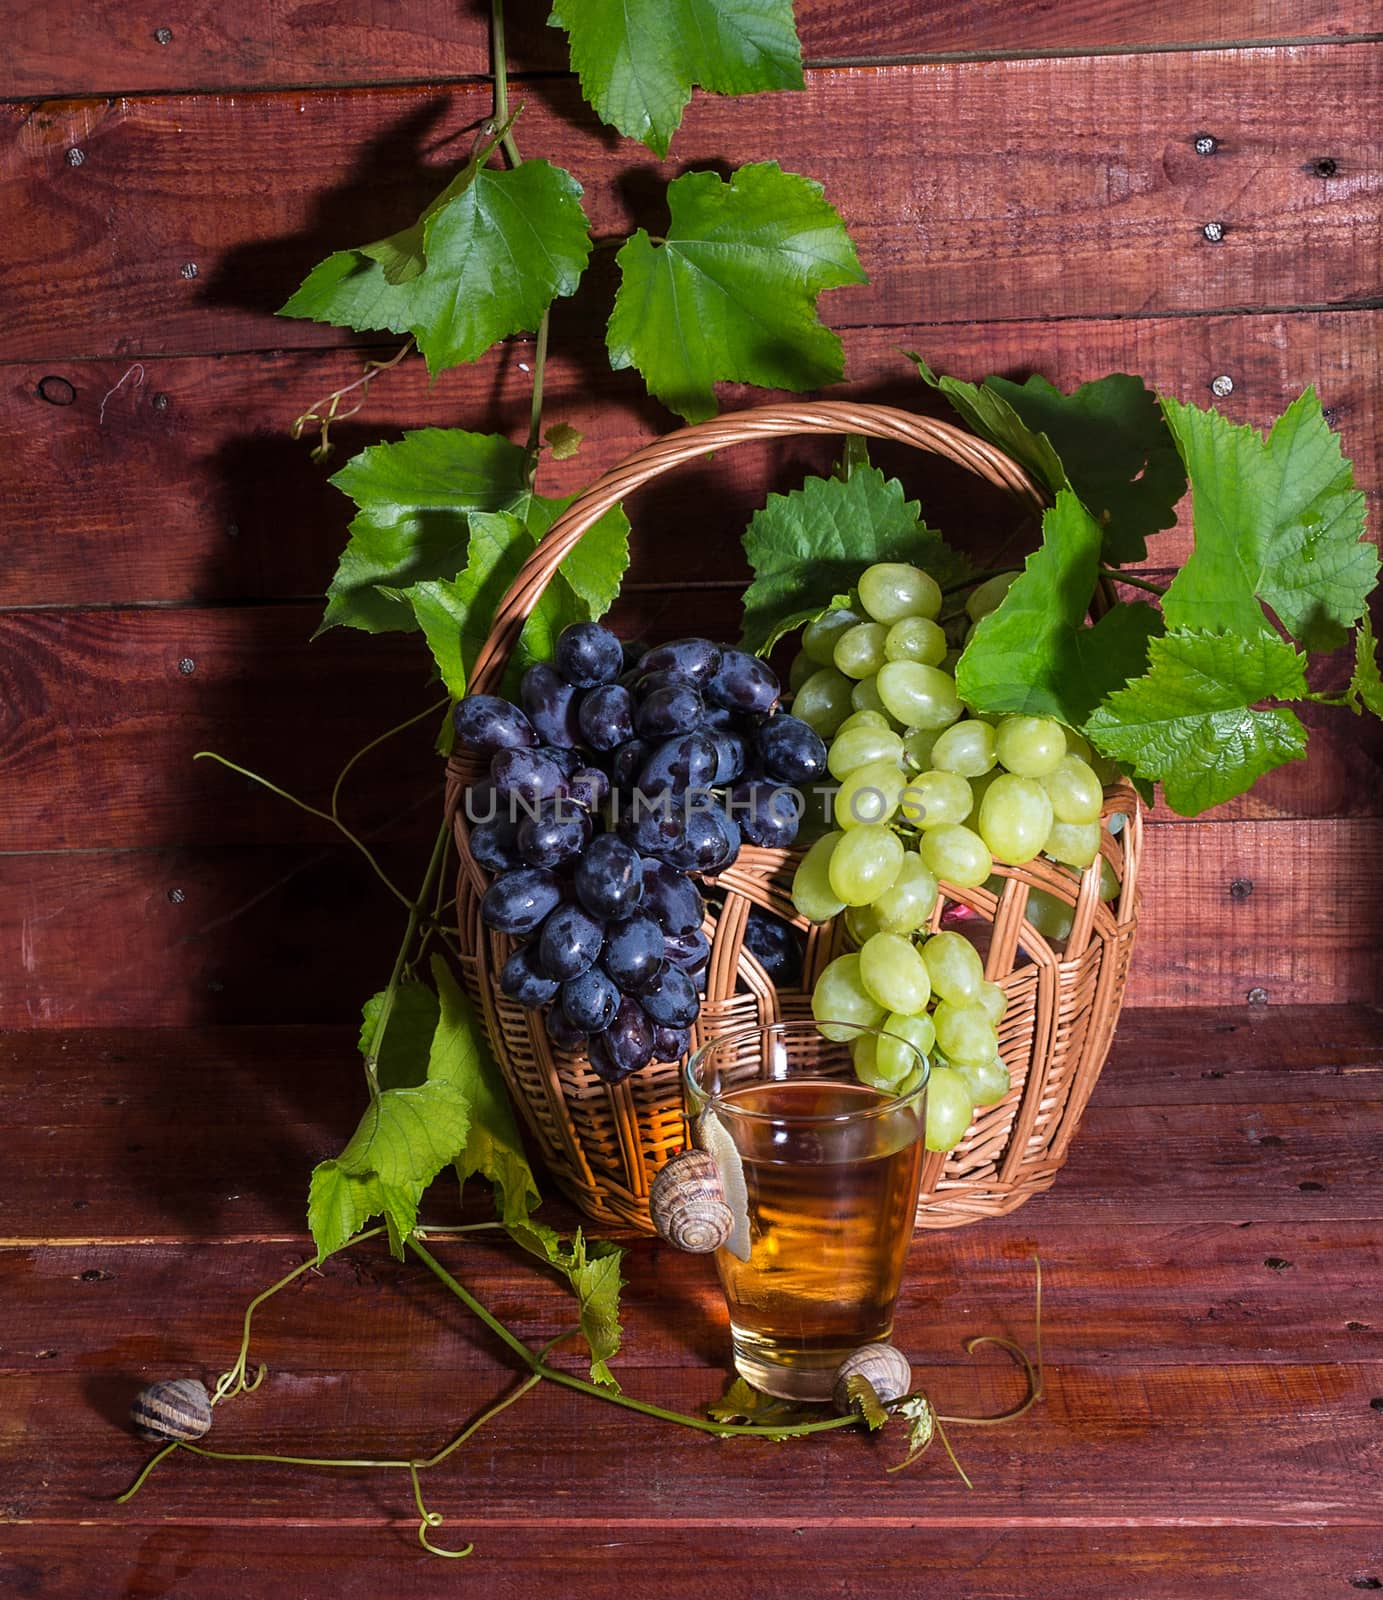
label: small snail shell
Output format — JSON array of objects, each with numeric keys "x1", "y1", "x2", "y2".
[
  {"x1": 130, "y1": 1377, "x2": 213, "y2": 1443},
  {"x1": 832, "y1": 1343, "x2": 913, "y2": 1415},
  {"x1": 650, "y1": 1150, "x2": 733, "y2": 1253}
]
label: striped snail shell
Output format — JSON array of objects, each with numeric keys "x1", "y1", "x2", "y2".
[
  {"x1": 130, "y1": 1377, "x2": 213, "y2": 1443},
  {"x1": 832, "y1": 1343, "x2": 913, "y2": 1415},
  {"x1": 650, "y1": 1149, "x2": 733, "y2": 1253}
]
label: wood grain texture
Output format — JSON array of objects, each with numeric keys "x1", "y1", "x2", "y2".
[
  {"x1": 4, "y1": 2, "x2": 1375, "y2": 99},
  {"x1": 2, "y1": 49, "x2": 1378, "y2": 363},
  {"x1": 5, "y1": 310, "x2": 1378, "y2": 607}
]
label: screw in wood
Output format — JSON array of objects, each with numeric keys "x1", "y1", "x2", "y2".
[
  {"x1": 1228, "y1": 876, "x2": 1252, "y2": 899},
  {"x1": 1247, "y1": 986, "x2": 1268, "y2": 1004},
  {"x1": 1193, "y1": 134, "x2": 1217, "y2": 155},
  {"x1": 179, "y1": 262, "x2": 199, "y2": 279},
  {"x1": 167, "y1": 887, "x2": 186, "y2": 904},
  {"x1": 1313, "y1": 157, "x2": 1338, "y2": 178},
  {"x1": 1202, "y1": 221, "x2": 1226, "y2": 243},
  {"x1": 177, "y1": 658, "x2": 195, "y2": 676},
  {"x1": 152, "y1": 392, "x2": 170, "y2": 410},
  {"x1": 1211, "y1": 375, "x2": 1234, "y2": 399},
  {"x1": 66, "y1": 147, "x2": 86, "y2": 166},
  {"x1": 153, "y1": 26, "x2": 173, "y2": 44}
]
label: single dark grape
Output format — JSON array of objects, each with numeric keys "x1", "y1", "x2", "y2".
[
  {"x1": 699, "y1": 703, "x2": 740, "y2": 733},
  {"x1": 744, "y1": 906, "x2": 803, "y2": 986},
  {"x1": 453, "y1": 695, "x2": 536, "y2": 755},
  {"x1": 538, "y1": 745, "x2": 581, "y2": 778},
  {"x1": 707, "y1": 648, "x2": 780, "y2": 715},
  {"x1": 602, "y1": 913, "x2": 666, "y2": 993},
  {"x1": 726, "y1": 781, "x2": 802, "y2": 849},
  {"x1": 481, "y1": 868, "x2": 563, "y2": 936},
  {"x1": 640, "y1": 859, "x2": 704, "y2": 936},
  {"x1": 500, "y1": 944, "x2": 560, "y2": 1009},
  {"x1": 574, "y1": 835, "x2": 644, "y2": 919},
  {"x1": 639, "y1": 966, "x2": 700, "y2": 1027},
  {"x1": 520, "y1": 663, "x2": 582, "y2": 748},
  {"x1": 709, "y1": 731, "x2": 747, "y2": 786},
  {"x1": 588, "y1": 996, "x2": 656, "y2": 1081},
  {"x1": 517, "y1": 798, "x2": 592, "y2": 869},
  {"x1": 577, "y1": 683, "x2": 636, "y2": 752},
  {"x1": 555, "y1": 622, "x2": 623, "y2": 689},
  {"x1": 569, "y1": 767, "x2": 610, "y2": 811},
  {"x1": 538, "y1": 901, "x2": 606, "y2": 981},
  {"x1": 546, "y1": 1007, "x2": 588, "y2": 1052},
  {"x1": 634, "y1": 668, "x2": 696, "y2": 698},
  {"x1": 468, "y1": 814, "x2": 523, "y2": 873},
  {"x1": 490, "y1": 748, "x2": 568, "y2": 806},
  {"x1": 464, "y1": 777, "x2": 500, "y2": 825},
  {"x1": 650, "y1": 1023, "x2": 692, "y2": 1063},
  {"x1": 663, "y1": 927, "x2": 711, "y2": 976},
  {"x1": 618, "y1": 797, "x2": 688, "y2": 860},
  {"x1": 638, "y1": 637, "x2": 723, "y2": 685},
  {"x1": 635, "y1": 683, "x2": 704, "y2": 740},
  {"x1": 756, "y1": 713, "x2": 829, "y2": 784},
  {"x1": 611, "y1": 738, "x2": 652, "y2": 789},
  {"x1": 561, "y1": 966, "x2": 620, "y2": 1033},
  {"x1": 658, "y1": 804, "x2": 739, "y2": 874},
  {"x1": 636, "y1": 733, "x2": 718, "y2": 798}
]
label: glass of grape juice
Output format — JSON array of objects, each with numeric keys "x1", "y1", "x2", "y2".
[{"x1": 684, "y1": 1021, "x2": 928, "y2": 1401}]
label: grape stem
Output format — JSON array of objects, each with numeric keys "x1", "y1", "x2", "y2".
[{"x1": 1099, "y1": 567, "x2": 1167, "y2": 597}]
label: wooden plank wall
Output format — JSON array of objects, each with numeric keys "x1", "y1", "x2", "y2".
[{"x1": 1, "y1": 5, "x2": 1380, "y2": 1025}]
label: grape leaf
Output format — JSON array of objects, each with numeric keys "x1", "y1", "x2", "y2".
[
  {"x1": 608, "y1": 162, "x2": 865, "y2": 424},
  {"x1": 740, "y1": 466, "x2": 968, "y2": 655},
  {"x1": 911, "y1": 356, "x2": 1184, "y2": 566},
  {"x1": 1084, "y1": 629, "x2": 1309, "y2": 815},
  {"x1": 844, "y1": 1373, "x2": 889, "y2": 1431},
  {"x1": 1347, "y1": 612, "x2": 1383, "y2": 717},
  {"x1": 957, "y1": 490, "x2": 1163, "y2": 727},
  {"x1": 544, "y1": 421, "x2": 584, "y2": 460},
  {"x1": 1160, "y1": 390, "x2": 1375, "y2": 653},
  {"x1": 281, "y1": 158, "x2": 592, "y2": 377},
  {"x1": 507, "y1": 1218, "x2": 626, "y2": 1388},
  {"x1": 707, "y1": 1376, "x2": 817, "y2": 1431},
  {"x1": 549, "y1": 0, "x2": 804, "y2": 157},
  {"x1": 358, "y1": 981, "x2": 442, "y2": 1093}
]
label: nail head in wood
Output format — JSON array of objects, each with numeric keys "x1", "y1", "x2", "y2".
[
  {"x1": 1211, "y1": 375, "x2": 1234, "y2": 399},
  {"x1": 1202, "y1": 221, "x2": 1226, "y2": 243},
  {"x1": 1193, "y1": 134, "x2": 1217, "y2": 155}
]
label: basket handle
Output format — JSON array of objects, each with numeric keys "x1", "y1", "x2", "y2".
[{"x1": 466, "y1": 400, "x2": 1045, "y2": 695}]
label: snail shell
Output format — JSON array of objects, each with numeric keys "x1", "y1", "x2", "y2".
[
  {"x1": 130, "y1": 1377, "x2": 213, "y2": 1443},
  {"x1": 650, "y1": 1150, "x2": 733, "y2": 1253},
  {"x1": 832, "y1": 1343, "x2": 913, "y2": 1415}
]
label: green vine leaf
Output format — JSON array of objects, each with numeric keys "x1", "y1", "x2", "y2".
[
  {"x1": 740, "y1": 466, "x2": 968, "y2": 655},
  {"x1": 1160, "y1": 390, "x2": 1375, "y2": 654},
  {"x1": 910, "y1": 356, "x2": 1184, "y2": 566},
  {"x1": 1347, "y1": 612, "x2": 1383, "y2": 717},
  {"x1": 281, "y1": 158, "x2": 592, "y2": 378},
  {"x1": 707, "y1": 1376, "x2": 819, "y2": 1431},
  {"x1": 608, "y1": 162, "x2": 865, "y2": 424},
  {"x1": 359, "y1": 981, "x2": 442, "y2": 1092},
  {"x1": 508, "y1": 1218, "x2": 626, "y2": 1388},
  {"x1": 844, "y1": 1374, "x2": 889, "y2": 1431},
  {"x1": 957, "y1": 490, "x2": 1163, "y2": 728},
  {"x1": 1085, "y1": 628, "x2": 1309, "y2": 815},
  {"x1": 549, "y1": 0, "x2": 804, "y2": 157}
]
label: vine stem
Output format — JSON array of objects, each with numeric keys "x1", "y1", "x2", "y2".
[{"x1": 1100, "y1": 567, "x2": 1168, "y2": 597}]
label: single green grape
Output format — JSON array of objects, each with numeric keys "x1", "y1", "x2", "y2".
[
  {"x1": 827, "y1": 823, "x2": 905, "y2": 906},
  {"x1": 919, "y1": 823, "x2": 993, "y2": 888},
  {"x1": 858, "y1": 562, "x2": 943, "y2": 624},
  {"x1": 792, "y1": 830, "x2": 846, "y2": 923},
  {"x1": 964, "y1": 571, "x2": 1019, "y2": 622},
  {"x1": 921, "y1": 929, "x2": 985, "y2": 1004},
  {"x1": 870, "y1": 851, "x2": 939, "y2": 934},
  {"x1": 977, "y1": 772, "x2": 1055, "y2": 865},
  {"x1": 899, "y1": 769, "x2": 974, "y2": 830},
  {"x1": 827, "y1": 724, "x2": 905, "y2": 780},
  {"x1": 812, "y1": 953, "x2": 886, "y2": 1041},
  {"x1": 1063, "y1": 728, "x2": 1094, "y2": 763},
  {"x1": 833, "y1": 622, "x2": 890, "y2": 680},
  {"x1": 851, "y1": 1031, "x2": 896, "y2": 1092},
  {"x1": 1099, "y1": 856, "x2": 1121, "y2": 901},
  {"x1": 929, "y1": 718, "x2": 997, "y2": 778},
  {"x1": 883, "y1": 615, "x2": 948, "y2": 666},
  {"x1": 845, "y1": 900, "x2": 882, "y2": 945},
  {"x1": 994, "y1": 715, "x2": 1067, "y2": 777},
  {"x1": 835, "y1": 759, "x2": 907, "y2": 830},
  {"x1": 1040, "y1": 754, "x2": 1104, "y2": 824},
  {"x1": 876, "y1": 661, "x2": 963, "y2": 730},
  {"x1": 973, "y1": 979, "x2": 1007, "y2": 1026},
  {"x1": 933, "y1": 1001, "x2": 999, "y2": 1066},
  {"x1": 788, "y1": 650, "x2": 817, "y2": 692},
  {"x1": 958, "y1": 1055, "x2": 1011, "y2": 1105},
  {"x1": 877, "y1": 1011, "x2": 936, "y2": 1081},
  {"x1": 792, "y1": 666, "x2": 855, "y2": 739},
  {"x1": 924, "y1": 1066, "x2": 976, "y2": 1151},
  {"x1": 850, "y1": 676, "x2": 893, "y2": 718},
  {"x1": 1024, "y1": 885, "x2": 1075, "y2": 941},
  {"x1": 1044, "y1": 819, "x2": 1102, "y2": 869},
  {"x1": 858, "y1": 932, "x2": 932, "y2": 1013},
  {"x1": 902, "y1": 727, "x2": 941, "y2": 769},
  {"x1": 803, "y1": 607, "x2": 861, "y2": 666},
  {"x1": 836, "y1": 708, "x2": 891, "y2": 735}
]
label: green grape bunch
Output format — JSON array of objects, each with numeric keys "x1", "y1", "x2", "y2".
[{"x1": 786, "y1": 561, "x2": 1121, "y2": 1156}]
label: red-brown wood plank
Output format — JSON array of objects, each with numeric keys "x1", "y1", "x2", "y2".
[
  {"x1": 5, "y1": 310, "x2": 1378, "y2": 607},
  {"x1": 0, "y1": 819, "x2": 1377, "y2": 1028},
  {"x1": 4, "y1": 1525, "x2": 1383, "y2": 1600},
  {"x1": 4, "y1": 2, "x2": 1374, "y2": 99},
  {"x1": 2, "y1": 50, "x2": 1378, "y2": 362}
]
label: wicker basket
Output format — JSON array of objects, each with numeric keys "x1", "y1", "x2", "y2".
[{"x1": 444, "y1": 401, "x2": 1141, "y2": 1233}]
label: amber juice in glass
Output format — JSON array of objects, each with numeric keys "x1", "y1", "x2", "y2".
[{"x1": 686, "y1": 1025, "x2": 927, "y2": 1401}]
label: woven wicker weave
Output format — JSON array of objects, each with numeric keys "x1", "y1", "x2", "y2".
[{"x1": 444, "y1": 402, "x2": 1141, "y2": 1233}]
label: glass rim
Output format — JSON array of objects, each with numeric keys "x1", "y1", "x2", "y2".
[{"x1": 685, "y1": 1020, "x2": 930, "y2": 1125}]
